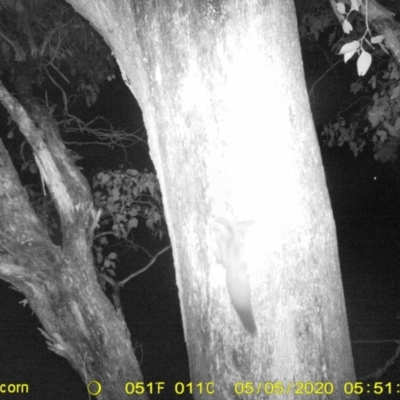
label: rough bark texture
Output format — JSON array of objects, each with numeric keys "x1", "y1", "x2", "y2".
[
  {"x1": 66, "y1": 0, "x2": 358, "y2": 398},
  {"x1": 0, "y1": 78, "x2": 146, "y2": 400}
]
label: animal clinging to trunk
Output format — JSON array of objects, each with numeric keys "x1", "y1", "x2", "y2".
[{"x1": 214, "y1": 218, "x2": 257, "y2": 336}]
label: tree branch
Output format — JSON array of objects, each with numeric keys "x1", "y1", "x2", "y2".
[{"x1": 119, "y1": 245, "x2": 171, "y2": 287}]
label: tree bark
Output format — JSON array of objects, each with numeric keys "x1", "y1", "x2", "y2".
[
  {"x1": 67, "y1": 0, "x2": 358, "y2": 398},
  {"x1": 0, "y1": 78, "x2": 146, "y2": 400}
]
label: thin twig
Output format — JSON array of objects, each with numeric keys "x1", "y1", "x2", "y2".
[{"x1": 119, "y1": 245, "x2": 171, "y2": 287}]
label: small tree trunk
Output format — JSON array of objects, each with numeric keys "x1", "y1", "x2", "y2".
[{"x1": 0, "y1": 79, "x2": 147, "y2": 400}]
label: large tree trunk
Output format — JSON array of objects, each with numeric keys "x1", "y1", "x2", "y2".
[
  {"x1": 67, "y1": 0, "x2": 358, "y2": 398},
  {"x1": 0, "y1": 78, "x2": 146, "y2": 400}
]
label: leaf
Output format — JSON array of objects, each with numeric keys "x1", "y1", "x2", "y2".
[
  {"x1": 376, "y1": 130, "x2": 387, "y2": 142},
  {"x1": 146, "y1": 181, "x2": 156, "y2": 196},
  {"x1": 129, "y1": 208, "x2": 138, "y2": 217},
  {"x1": 368, "y1": 75, "x2": 376, "y2": 90},
  {"x1": 383, "y1": 121, "x2": 396, "y2": 137},
  {"x1": 342, "y1": 19, "x2": 353, "y2": 34},
  {"x1": 390, "y1": 85, "x2": 400, "y2": 100},
  {"x1": 336, "y1": 2, "x2": 346, "y2": 14},
  {"x1": 350, "y1": 0, "x2": 359, "y2": 12},
  {"x1": 339, "y1": 40, "x2": 360, "y2": 55},
  {"x1": 106, "y1": 204, "x2": 117, "y2": 213},
  {"x1": 153, "y1": 211, "x2": 161, "y2": 223},
  {"x1": 128, "y1": 218, "x2": 138, "y2": 230},
  {"x1": 99, "y1": 237, "x2": 108, "y2": 245},
  {"x1": 344, "y1": 51, "x2": 355, "y2": 63},
  {"x1": 30, "y1": 163, "x2": 38, "y2": 174},
  {"x1": 350, "y1": 81, "x2": 364, "y2": 94},
  {"x1": 357, "y1": 50, "x2": 372, "y2": 76},
  {"x1": 111, "y1": 187, "x2": 120, "y2": 200},
  {"x1": 368, "y1": 108, "x2": 384, "y2": 128},
  {"x1": 100, "y1": 173, "x2": 110, "y2": 184},
  {"x1": 371, "y1": 35, "x2": 384, "y2": 44}
]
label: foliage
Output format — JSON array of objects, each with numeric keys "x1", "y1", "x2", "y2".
[
  {"x1": 92, "y1": 169, "x2": 165, "y2": 280},
  {"x1": 335, "y1": 1, "x2": 387, "y2": 76},
  {"x1": 297, "y1": 0, "x2": 337, "y2": 42},
  {"x1": 0, "y1": 0, "x2": 164, "y2": 287},
  {"x1": 0, "y1": 0, "x2": 116, "y2": 106},
  {"x1": 298, "y1": 0, "x2": 399, "y2": 164},
  {"x1": 323, "y1": 60, "x2": 400, "y2": 162},
  {"x1": 0, "y1": 0, "x2": 143, "y2": 151},
  {"x1": 93, "y1": 169, "x2": 163, "y2": 238},
  {"x1": 23, "y1": 167, "x2": 165, "y2": 284}
]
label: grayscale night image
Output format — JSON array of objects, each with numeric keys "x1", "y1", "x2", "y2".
[{"x1": 0, "y1": 1, "x2": 400, "y2": 399}]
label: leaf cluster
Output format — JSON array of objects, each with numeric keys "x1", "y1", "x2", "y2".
[
  {"x1": 298, "y1": 0, "x2": 337, "y2": 42},
  {"x1": 321, "y1": 1, "x2": 400, "y2": 163},
  {"x1": 323, "y1": 60, "x2": 400, "y2": 163},
  {"x1": 0, "y1": 0, "x2": 116, "y2": 107},
  {"x1": 92, "y1": 169, "x2": 165, "y2": 278}
]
